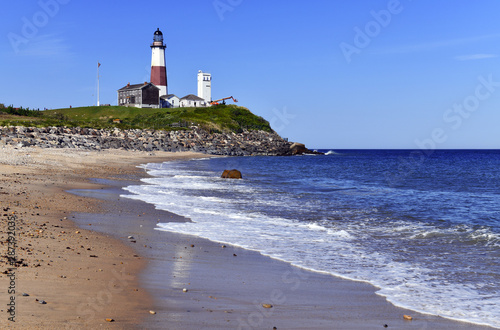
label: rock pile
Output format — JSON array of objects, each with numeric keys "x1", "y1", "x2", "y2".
[{"x1": 0, "y1": 126, "x2": 316, "y2": 156}]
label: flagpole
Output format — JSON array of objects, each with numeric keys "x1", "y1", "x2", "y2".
[{"x1": 97, "y1": 62, "x2": 100, "y2": 106}]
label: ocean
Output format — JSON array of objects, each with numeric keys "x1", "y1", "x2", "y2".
[{"x1": 122, "y1": 150, "x2": 500, "y2": 328}]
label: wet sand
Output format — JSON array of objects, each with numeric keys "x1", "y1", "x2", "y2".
[{"x1": 0, "y1": 145, "x2": 494, "y2": 329}]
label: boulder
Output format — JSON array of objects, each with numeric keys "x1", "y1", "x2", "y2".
[
  {"x1": 290, "y1": 142, "x2": 307, "y2": 155},
  {"x1": 221, "y1": 169, "x2": 242, "y2": 179},
  {"x1": 289, "y1": 142, "x2": 325, "y2": 155}
]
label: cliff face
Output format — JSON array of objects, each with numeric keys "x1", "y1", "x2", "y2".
[{"x1": 0, "y1": 126, "x2": 300, "y2": 156}]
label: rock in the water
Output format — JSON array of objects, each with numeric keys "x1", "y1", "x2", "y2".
[
  {"x1": 290, "y1": 142, "x2": 307, "y2": 155},
  {"x1": 262, "y1": 303, "x2": 273, "y2": 308},
  {"x1": 221, "y1": 169, "x2": 242, "y2": 179}
]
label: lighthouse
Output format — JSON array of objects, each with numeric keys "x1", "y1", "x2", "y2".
[{"x1": 150, "y1": 28, "x2": 167, "y2": 97}]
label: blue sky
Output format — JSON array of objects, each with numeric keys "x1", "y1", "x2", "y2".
[{"x1": 2, "y1": 0, "x2": 500, "y2": 149}]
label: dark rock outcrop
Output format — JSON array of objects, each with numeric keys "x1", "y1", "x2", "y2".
[{"x1": 289, "y1": 142, "x2": 324, "y2": 155}]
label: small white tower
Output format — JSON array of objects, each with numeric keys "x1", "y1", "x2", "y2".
[
  {"x1": 197, "y1": 70, "x2": 211, "y2": 103},
  {"x1": 150, "y1": 28, "x2": 168, "y2": 97}
]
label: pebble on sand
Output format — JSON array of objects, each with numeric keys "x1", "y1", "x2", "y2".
[
  {"x1": 105, "y1": 318, "x2": 115, "y2": 322},
  {"x1": 403, "y1": 315, "x2": 413, "y2": 321},
  {"x1": 149, "y1": 310, "x2": 156, "y2": 315},
  {"x1": 183, "y1": 288, "x2": 188, "y2": 292},
  {"x1": 262, "y1": 304, "x2": 273, "y2": 308}
]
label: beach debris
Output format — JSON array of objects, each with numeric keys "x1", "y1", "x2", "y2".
[
  {"x1": 183, "y1": 288, "x2": 188, "y2": 292},
  {"x1": 221, "y1": 169, "x2": 242, "y2": 179},
  {"x1": 89, "y1": 255, "x2": 98, "y2": 258},
  {"x1": 22, "y1": 293, "x2": 29, "y2": 296},
  {"x1": 262, "y1": 303, "x2": 273, "y2": 309},
  {"x1": 403, "y1": 315, "x2": 413, "y2": 321},
  {"x1": 149, "y1": 310, "x2": 156, "y2": 315},
  {"x1": 105, "y1": 318, "x2": 115, "y2": 322}
]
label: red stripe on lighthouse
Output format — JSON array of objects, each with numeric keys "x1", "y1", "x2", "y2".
[{"x1": 151, "y1": 66, "x2": 167, "y2": 87}]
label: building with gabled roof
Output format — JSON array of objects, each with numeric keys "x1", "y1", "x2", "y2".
[
  {"x1": 117, "y1": 82, "x2": 160, "y2": 108},
  {"x1": 180, "y1": 94, "x2": 208, "y2": 108},
  {"x1": 161, "y1": 94, "x2": 180, "y2": 108}
]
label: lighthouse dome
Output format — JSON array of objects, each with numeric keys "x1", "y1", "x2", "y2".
[{"x1": 153, "y1": 28, "x2": 163, "y2": 43}]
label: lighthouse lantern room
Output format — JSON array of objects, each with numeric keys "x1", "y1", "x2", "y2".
[{"x1": 150, "y1": 28, "x2": 168, "y2": 97}]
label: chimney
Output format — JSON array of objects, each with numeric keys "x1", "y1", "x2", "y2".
[
  {"x1": 127, "y1": 82, "x2": 130, "y2": 87},
  {"x1": 144, "y1": 82, "x2": 148, "y2": 85}
]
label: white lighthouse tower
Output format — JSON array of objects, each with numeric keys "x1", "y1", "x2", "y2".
[
  {"x1": 197, "y1": 70, "x2": 212, "y2": 103},
  {"x1": 150, "y1": 28, "x2": 167, "y2": 97}
]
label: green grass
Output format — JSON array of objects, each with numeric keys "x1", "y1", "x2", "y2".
[{"x1": 0, "y1": 105, "x2": 273, "y2": 133}]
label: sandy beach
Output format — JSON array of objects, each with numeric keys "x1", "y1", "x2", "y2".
[{"x1": 0, "y1": 145, "x2": 494, "y2": 329}]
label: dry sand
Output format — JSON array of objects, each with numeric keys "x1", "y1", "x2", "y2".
[
  {"x1": 0, "y1": 145, "x2": 494, "y2": 329},
  {"x1": 0, "y1": 146, "x2": 206, "y2": 329}
]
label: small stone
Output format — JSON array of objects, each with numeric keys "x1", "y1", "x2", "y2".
[
  {"x1": 75, "y1": 231, "x2": 80, "y2": 234},
  {"x1": 221, "y1": 245, "x2": 226, "y2": 248},
  {"x1": 233, "y1": 254, "x2": 237, "y2": 257},
  {"x1": 383, "y1": 325, "x2": 388, "y2": 328},
  {"x1": 22, "y1": 293, "x2": 29, "y2": 296},
  {"x1": 128, "y1": 236, "x2": 134, "y2": 239},
  {"x1": 403, "y1": 315, "x2": 412, "y2": 321},
  {"x1": 183, "y1": 288, "x2": 188, "y2": 292},
  {"x1": 105, "y1": 318, "x2": 114, "y2": 322},
  {"x1": 149, "y1": 310, "x2": 156, "y2": 315},
  {"x1": 39, "y1": 300, "x2": 47, "y2": 304},
  {"x1": 262, "y1": 303, "x2": 273, "y2": 308},
  {"x1": 190, "y1": 244, "x2": 195, "y2": 247}
]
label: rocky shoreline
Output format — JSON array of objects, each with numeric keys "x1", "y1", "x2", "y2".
[{"x1": 0, "y1": 126, "x2": 320, "y2": 156}]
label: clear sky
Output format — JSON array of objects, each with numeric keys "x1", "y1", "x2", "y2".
[{"x1": 2, "y1": 0, "x2": 500, "y2": 149}]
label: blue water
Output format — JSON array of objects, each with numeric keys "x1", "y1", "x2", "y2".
[{"x1": 122, "y1": 150, "x2": 500, "y2": 328}]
